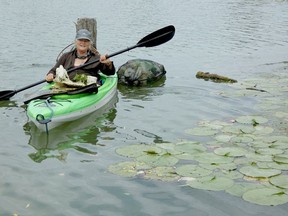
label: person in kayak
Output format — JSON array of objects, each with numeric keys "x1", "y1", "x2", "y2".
[{"x1": 45, "y1": 29, "x2": 115, "y2": 82}]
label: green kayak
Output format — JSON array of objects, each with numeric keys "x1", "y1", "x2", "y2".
[{"x1": 26, "y1": 73, "x2": 117, "y2": 131}]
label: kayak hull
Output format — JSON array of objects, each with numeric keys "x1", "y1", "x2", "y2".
[{"x1": 26, "y1": 74, "x2": 117, "y2": 131}]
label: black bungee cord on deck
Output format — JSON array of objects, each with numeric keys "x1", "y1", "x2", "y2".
[{"x1": 35, "y1": 97, "x2": 54, "y2": 134}]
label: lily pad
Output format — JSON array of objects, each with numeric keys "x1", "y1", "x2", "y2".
[
  {"x1": 270, "y1": 142, "x2": 288, "y2": 150},
  {"x1": 174, "y1": 142, "x2": 206, "y2": 154},
  {"x1": 226, "y1": 182, "x2": 266, "y2": 197},
  {"x1": 274, "y1": 111, "x2": 288, "y2": 118},
  {"x1": 236, "y1": 115, "x2": 268, "y2": 125},
  {"x1": 239, "y1": 166, "x2": 281, "y2": 178},
  {"x1": 194, "y1": 153, "x2": 234, "y2": 164},
  {"x1": 269, "y1": 175, "x2": 288, "y2": 189},
  {"x1": 199, "y1": 162, "x2": 237, "y2": 171},
  {"x1": 251, "y1": 141, "x2": 272, "y2": 148},
  {"x1": 115, "y1": 144, "x2": 163, "y2": 158},
  {"x1": 185, "y1": 127, "x2": 218, "y2": 136},
  {"x1": 273, "y1": 155, "x2": 288, "y2": 164},
  {"x1": 214, "y1": 134, "x2": 234, "y2": 142},
  {"x1": 155, "y1": 143, "x2": 181, "y2": 155},
  {"x1": 214, "y1": 147, "x2": 248, "y2": 157},
  {"x1": 264, "y1": 136, "x2": 288, "y2": 144},
  {"x1": 242, "y1": 188, "x2": 288, "y2": 206},
  {"x1": 230, "y1": 135, "x2": 254, "y2": 143},
  {"x1": 175, "y1": 153, "x2": 200, "y2": 160},
  {"x1": 136, "y1": 153, "x2": 179, "y2": 167},
  {"x1": 255, "y1": 148, "x2": 284, "y2": 156},
  {"x1": 245, "y1": 153, "x2": 273, "y2": 162},
  {"x1": 108, "y1": 161, "x2": 151, "y2": 177},
  {"x1": 216, "y1": 170, "x2": 243, "y2": 179},
  {"x1": 222, "y1": 125, "x2": 256, "y2": 134},
  {"x1": 267, "y1": 162, "x2": 288, "y2": 170},
  {"x1": 198, "y1": 120, "x2": 232, "y2": 130},
  {"x1": 253, "y1": 126, "x2": 274, "y2": 135},
  {"x1": 187, "y1": 175, "x2": 234, "y2": 191},
  {"x1": 234, "y1": 157, "x2": 256, "y2": 166},
  {"x1": 176, "y1": 164, "x2": 212, "y2": 178},
  {"x1": 143, "y1": 166, "x2": 179, "y2": 182}
]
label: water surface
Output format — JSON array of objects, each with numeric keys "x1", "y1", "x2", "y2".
[{"x1": 0, "y1": 0, "x2": 288, "y2": 215}]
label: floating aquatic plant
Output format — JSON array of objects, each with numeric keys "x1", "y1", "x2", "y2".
[
  {"x1": 108, "y1": 73, "x2": 288, "y2": 206},
  {"x1": 143, "y1": 166, "x2": 179, "y2": 182},
  {"x1": 225, "y1": 182, "x2": 267, "y2": 197},
  {"x1": 108, "y1": 161, "x2": 152, "y2": 178},
  {"x1": 269, "y1": 175, "x2": 288, "y2": 189},
  {"x1": 273, "y1": 155, "x2": 288, "y2": 164},
  {"x1": 235, "y1": 116, "x2": 268, "y2": 125},
  {"x1": 239, "y1": 166, "x2": 281, "y2": 178},
  {"x1": 176, "y1": 164, "x2": 212, "y2": 178},
  {"x1": 221, "y1": 125, "x2": 256, "y2": 134},
  {"x1": 115, "y1": 144, "x2": 163, "y2": 158},
  {"x1": 174, "y1": 141, "x2": 206, "y2": 154},
  {"x1": 186, "y1": 175, "x2": 234, "y2": 191},
  {"x1": 185, "y1": 127, "x2": 218, "y2": 136},
  {"x1": 242, "y1": 188, "x2": 288, "y2": 206},
  {"x1": 214, "y1": 147, "x2": 248, "y2": 157}
]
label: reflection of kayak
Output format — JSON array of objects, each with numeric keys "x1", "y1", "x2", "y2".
[
  {"x1": 26, "y1": 73, "x2": 117, "y2": 131},
  {"x1": 24, "y1": 93, "x2": 118, "y2": 163}
]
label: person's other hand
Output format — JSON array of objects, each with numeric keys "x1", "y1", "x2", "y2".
[
  {"x1": 100, "y1": 54, "x2": 112, "y2": 66},
  {"x1": 46, "y1": 73, "x2": 54, "y2": 82}
]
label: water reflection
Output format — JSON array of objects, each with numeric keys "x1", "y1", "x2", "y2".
[
  {"x1": 0, "y1": 100, "x2": 18, "y2": 108},
  {"x1": 23, "y1": 94, "x2": 118, "y2": 163},
  {"x1": 117, "y1": 76, "x2": 166, "y2": 101}
]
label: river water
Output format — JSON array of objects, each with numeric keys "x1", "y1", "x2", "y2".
[{"x1": 0, "y1": 0, "x2": 288, "y2": 215}]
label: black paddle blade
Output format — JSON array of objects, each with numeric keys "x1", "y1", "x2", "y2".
[
  {"x1": 137, "y1": 25, "x2": 175, "y2": 48},
  {"x1": 0, "y1": 90, "x2": 16, "y2": 101}
]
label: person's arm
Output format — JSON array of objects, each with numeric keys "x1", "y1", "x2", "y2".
[
  {"x1": 45, "y1": 52, "x2": 70, "y2": 82},
  {"x1": 99, "y1": 54, "x2": 115, "y2": 75}
]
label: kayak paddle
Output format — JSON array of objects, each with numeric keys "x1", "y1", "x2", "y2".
[{"x1": 0, "y1": 25, "x2": 175, "y2": 100}]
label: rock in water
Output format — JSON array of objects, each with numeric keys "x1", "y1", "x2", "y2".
[{"x1": 117, "y1": 59, "x2": 166, "y2": 86}]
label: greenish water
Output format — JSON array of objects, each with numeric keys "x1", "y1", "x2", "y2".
[{"x1": 0, "y1": 0, "x2": 288, "y2": 215}]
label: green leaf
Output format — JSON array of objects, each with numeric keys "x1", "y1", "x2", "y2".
[
  {"x1": 239, "y1": 166, "x2": 281, "y2": 178},
  {"x1": 214, "y1": 147, "x2": 248, "y2": 157},
  {"x1": 143, "y1": 166, "x2": 179, "y2": 182},
  {"x1": 214, "y1": 134, "x2": 234, "y2": 142},
  {"x1": 230, "y1": 135, "x2": 254, "y2": 143},
  {"x1": 195, "y1": 153, "x2": 234, "y2": 164},
  {"x1": 242, "y1": 188, "x2": 288, "y2": 206},
  {"x1": 174, "y1": 142, "x2": 206, "y2": 154},
  {"x1": 115, "y1": 144, "x2": 162, "y2": 158},
  {"x1": 176, "y1": 164, "x2": 212, "y2": 178},
  {"x1": 108, "y1": 161, "x2": 151, "y2": 177},
  {"x1": 236, "y1": 116, "x2": 268, "y2": 125},
  {"x1": 187, "y1": 176, "x2": 234, "y2": 191},
  {"x1": 136, "y1": 153, "x2": 179, "y2": 167},
  {"x1": 255, "y1": 148, "x2": 284, "y2": 156},
  {"x1": 185, "y1": 127, "x2": 218, "y2": 136},
  {"x1": 273, "y1": 155, "x2": 288, "y2": 164},
  {"x1": 199, "y1": 162, "x2": 237, "y2": 171},
  {"x1": 226, "y1": 182, "x2": 266, "y2": 197},
  {"x1": 222, "y1": 125, "x2": 256, "y2": 134},
  {"x1": 269, "y1": 175, "x2": 288, "y2": 189}
]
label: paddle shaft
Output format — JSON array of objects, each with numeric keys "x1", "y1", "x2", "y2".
[{"x1": 0, "y1": 25, "x2": 175, "y2": 100}]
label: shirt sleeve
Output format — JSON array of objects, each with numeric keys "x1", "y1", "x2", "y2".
[
  {"x1": 46, "y1": 52, "x2": 70, "y2": 76},
  {"x1": 99, "y1": 61, "x2": 116, "y2": 76}
]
